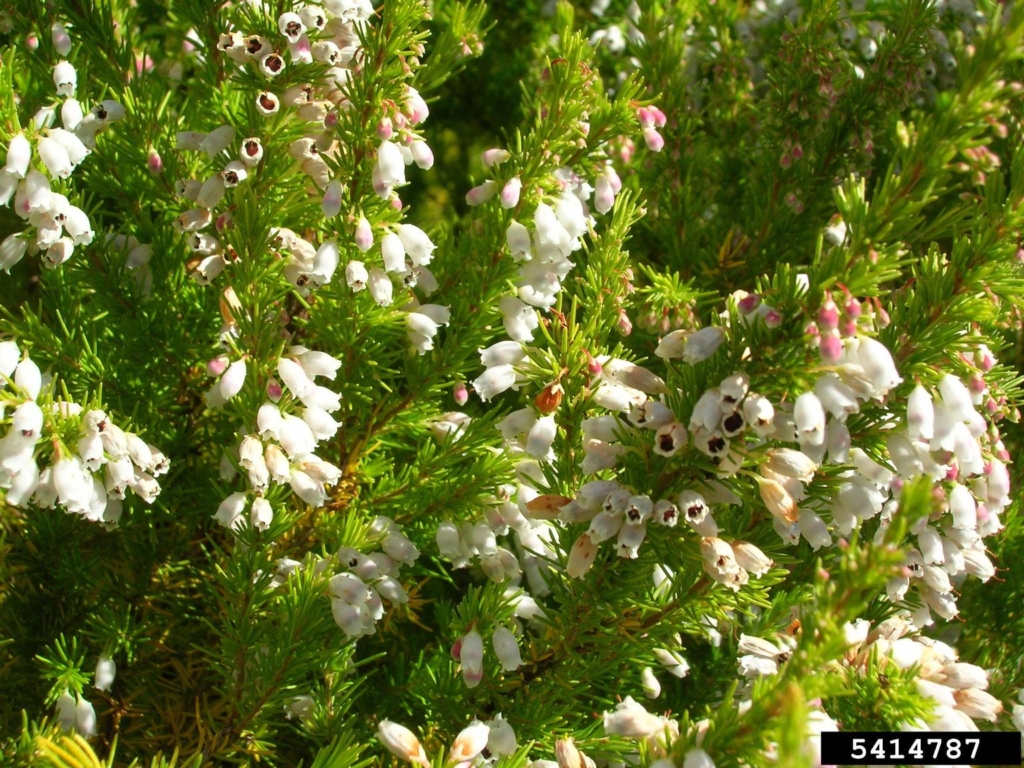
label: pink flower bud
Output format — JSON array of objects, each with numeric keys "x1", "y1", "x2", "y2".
[
  {"x1": 817, "y1": 295, "x2": 839, "y2": 331},
  {"x1": 845, "y1": 296, "x2": 862, "y2": 319},
  {"x1": 594, "y1": 172, "x2": 615, "y2": 215},
  {"x1": 481, "y1": 148, "x2": 510, "y2": 168},
  {"x1": 354, "y1": 216, "x2": 373, "y2": 252},
  {"x1": 207, "y1": 355, "x2": 229, "y2": 377},
  {"x1": 147, "y1": 148, "x2": 163, "y2": 175},
  {"x1": 587, "y1": 352, "x2": 602, "y2": 375},
  {"x1": 763, "y1": 309, "x2": 782, "y2": 328},
  {"x1": 617, "y1": 308, "x2": 632, "y2": 336},
  {"x1": 642, "y1": 127, "x2": 664, "y2": 152},
  {"x1": 819, "y1": 333, "x2": 842, "y2": 363},
  {"x1": 377, "y1": 117, "x2": 393, "y2": 140},
  {"x1": 500, "y1": 177, "x2": 522, "y2": 209},
  {"x1": 26, "y1": 34, "x2": 39, "y2": 51},
  {"x1": 738, "y1": 293, "x2": 760, "y2": 314},
  {"x1": 649, "y1": 106, "x2": 667, "y2": 127},
  {"x1": 637, "y1": 107, "x2": 654, "y2": 128},
  {"x1": 267, "y1": 378, "x2": 283, "y2": 401},
  {"x1": 321, "y1": 180, "x2": 343, "y2": 218},
  {"x1": 454, "y1": 383, "x2": 468, "y2": 405},
  {"x1": 466, "y1": 180, "x2": 496, "y2": 206},
  {"x1": 410, "y1": 140, "x2": 433, "y2": 170}
]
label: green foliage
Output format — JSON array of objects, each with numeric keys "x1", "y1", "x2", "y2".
[{"x1": 2, "y1": 0, "x2": 1024, "y2": 765}]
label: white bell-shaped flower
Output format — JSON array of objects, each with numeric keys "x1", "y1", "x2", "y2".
[
  {"x1": 491, "y1": 626, "x2": 522, "y2": 671},
  {"x1": 94, "y1": 657, "x2": 116, "y2": 691},
  {"x1": 460, "y1": 629, "x2": 484, "y2": 688}
]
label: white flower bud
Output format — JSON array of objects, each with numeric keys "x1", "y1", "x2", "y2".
[
  {"x1": 72, "y1": 694, "x2": 97, "y2": 737},
  {"x1": 5, "y1": 133, "x2": 30, "y2": 178},
  {"x1": 396, "y1": 224, "x2": 435, "y2": 266},
  {"x1": 492, "y1": 626, "x2": 522, "y2": 671},
  {"x1": 460, "y1": 629, "x2": 484, "y2": 688},
  {"x1": 250, "y1": 497, "x2": 273, "y2": 530},
  {"x1": 487, "y1": 714, "x2": 517, "y2": 755},
  {"x1": 219, "y1": 359, "x2": 246, "y2": 401},
  {"x1": 368, "y1": 267, "x2": 393, "y2": 306},
  {"x1": 311, "y1": 240, "x2": 339, "y2": 286},
  {"x1": 95, "y1": 657, "x2": 116, "y2": 691},
  {"x1": 948, "y1": 483, "x2": 977, "y2": 529},
  {"x1": 641, "y1": 667, "x2": 661, "y2": 698},
  {"x1": 321, "y1": 180, "x2": 343, "y2": 218},
  {"x1": 37, "y1": 136, "x2": 72, "y2": 179},
  {"x1": 473, "y1": 364, "x2": 518, "y2": 402},
  {"x1": 214, "y1": 491, "x2": 247, "y2": 530},
  {"x1": 345, "y1": 260, "x2": 368, "y2": 292},
  {"x1": 53, "y1": 60, "x2": 77, "y2": 96},
  {"x1": 377, "y1": 720, "x2": 430, "y2": 767},
  {"x1": 61, "y1": 99, "x2": 84, "y2": 132},
  {"x1": 732, "y1": 541, "x2": 773, "y2": 576},
  {"x1": 0, "y1": 232, "x2": 28, "y2": 273},
  {"x1": 603, "y1": 696, "x2": 665, "y2": 738},
  {"x1": 450, "y1": 721, "x2": 490, "y2": 763},
  {"x1": 656, "y1": 326, "x2": 725, "y2": 362},
  {"x1": 907, "y1": 384, "x2": 934, "y2": 439},
  {"x1": 506, "y1": 220, "x2": 533, "y2": 261}
]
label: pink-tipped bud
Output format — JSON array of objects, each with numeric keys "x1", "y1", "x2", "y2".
[
  {"x1": 587, "y1": 351, "x2": 602, "y2": 375},
  {"x1": 642, "y1": 127, "x2": 664, "y2": 152},
  {"x1": 390, "y1": 197, "x2": 403, "y2": 211},
  {"x1": 267, "y1": 378, "x2": 283, "y2": 401},
  {"x1": 481, "y1": 148, "x2": 510, "y2": 168},
  {"x1": 977, "y1": 348, "x2": 996, "y2": 372},
  {"x1": 617, "y1": 308, "x2": 632, "y2": 336},
  {"x1": 819, "y1": 333, "x2": 842, "y2": 363},
  {"x1": 763, "y1": 309, "x2": 782, "y2": 328},
  {"x1": 817, "y1": 295, "x2": 839, "y2": 331},
  {"x1": 805, "y1": 322, "x2": 820, "y2": 338},
  {"x1": 845, "y1": 296, "x2": 862, "y2": 319},
  {"x1": 321, "y1": 180, "x2": 343, "y2": 218},
  {"x1": 354, "y1": 216, "x2": 373, "y2": 252},
  {"x1": 637, "y1": 107, "x2": 654, "y2": 128},
  {"x1": 840, "y1": 319, "x2": 858, "y2": 337},
  {"x1": 649, "y1": 106, "x2": 667, "y2": 128},
  {"x1": 216, "y1": 212, "x2": 233, "y2": 232},
  {"x1": 450, "y1": 636, "x2": 462, "y2": 661},
  {"x1": 377, "y1": 117, "x2": 393, "y2": 140},
  {"x1": 454, "y1": 383, "x2": 469, "y2": 406},
  {"x1": 147, "y1": 148, "x2": 163, "y2": 176},
  {"x1": 738, "y1": 293, "x2": 761, "y2": 314},
  {"x1": 790, "y1": 143, "x2": 804, "y2": 160},
  {"x1": 325, "y1": 111, "x2": 339, "y2": 129},
  {"x1": 500, "y1": 177, "x2": 522, "y2": 209},
  {"x1": 26, "y1": 34, "x2": 40, "y2": 51},
  {"x1": 207, "y1": 355, "x2": 229, "y2": 377},
  {"x1": 969, "y1": 375, "x2": 987, "y2": 394},
  {"x1": 466, "y1": 180, "x2": 496, "y2": 206}
]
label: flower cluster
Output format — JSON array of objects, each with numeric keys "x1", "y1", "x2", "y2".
[
  {"x1": 1, "y1": 58, "x2": 124, "y2": 271},
  {"x1": 452, "y1": 623, "x2": 524, "y2": 688},
  {"x1": 214, "y1": 348, "x2": 344, "y2": 525},
  {"x1": 378, "y1": 713, "x2": 517, "y2": 768},
  {"x1": 558, "y1": 480, "x2": 681, "y2": 577},
  {"x1": 1, "y1": 340, "x2": 168, "y2": 525},
  {"x1": 328, "y1": 516, "x2": 416, "y2": 638},
  {"x1": 841, "y1": 616, "x2": 1002, "y2": 728}
]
